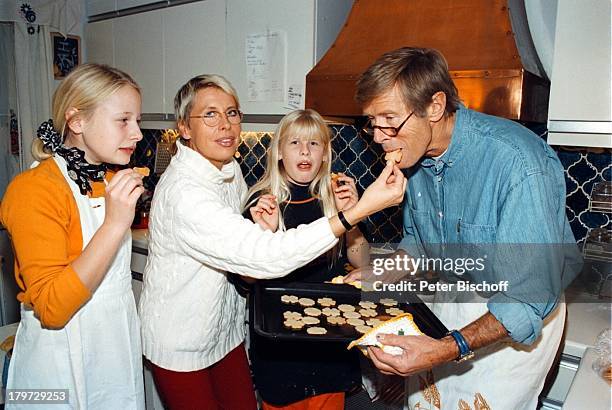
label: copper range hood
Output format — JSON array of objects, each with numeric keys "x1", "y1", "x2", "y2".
[{"x1": 306, "y1": 0, "x2": 549, "y2": 122}]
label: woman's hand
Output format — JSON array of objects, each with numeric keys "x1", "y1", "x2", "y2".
[
  {"x1": 333, "y1": 173, "x2": 359, "y2": 211},
  {"x1": 355, "y1": 162, "x2": 406, "y2": 216},
  {"x1": 249, "y1": 194, "x2": 279, "y2": 232},
  {"x1": 104, "y1": 168, "x2": 145, "y2": 232}
]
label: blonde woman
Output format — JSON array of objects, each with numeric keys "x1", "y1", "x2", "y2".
[
  {"x1": 245, "y1": 109, "x2": 369, "y2": 409},
  {"x1": 139, "y1": 75, "x2": 405, "y2": 409},
  {"x1": 0, "y1": 64, "x2": 145, "y2": 408}
]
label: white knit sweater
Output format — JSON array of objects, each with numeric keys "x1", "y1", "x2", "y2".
[{"x1": 139, "y1": 142, "x2": 338, "y2": 371}]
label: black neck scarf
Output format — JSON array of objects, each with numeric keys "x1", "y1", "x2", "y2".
[{"x1": 37, "y1": 120, "x2": 107, "y2": 195}]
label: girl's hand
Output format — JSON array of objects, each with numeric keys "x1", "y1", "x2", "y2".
[
  {"x1": 333, "y1": 173, "x2": 359, "y2": 211},
  {"x1": 104, "y1": 168, "x2": 145, "y2": 232},
  {"x1": 249, "y1": 194, "x2": 279, "y2": 232}
]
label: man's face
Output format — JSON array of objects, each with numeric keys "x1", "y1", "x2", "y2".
[{"x1": 362, "y1": 85, "x2": 433, "y2": 169}]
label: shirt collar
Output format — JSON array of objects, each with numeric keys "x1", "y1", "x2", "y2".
[
  {"x1": 420, "y1": 106, "x2": 467, "y2": 172},
  {"x1": 174, "y1": 141, "x2": 237, "y2": 184}
]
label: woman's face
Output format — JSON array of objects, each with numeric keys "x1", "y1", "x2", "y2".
[
  {"x1": 179, "y1": 88, "x2": 241, "y2": 169},
  {"x1": 280, "y1": 134, "x2": 326, "y2": 184},
  {"x1": 67, "y1": 85, "x2": 143, "y2": 165}
]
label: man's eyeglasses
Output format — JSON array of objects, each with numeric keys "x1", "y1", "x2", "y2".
[
  {"x1": 362, "y1": 111, "x2": 414, "y2": 137},
  {"x1": 189, "y1": 109, "x2": 243, "y2": 127}
]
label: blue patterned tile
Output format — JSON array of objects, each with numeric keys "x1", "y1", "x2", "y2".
[{"x1": 554, "y1": 146, "x2": 611, "y2": 244}]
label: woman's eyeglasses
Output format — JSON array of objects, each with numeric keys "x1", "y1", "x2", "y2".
[{"x1": 190, "y1": 109, "x2": 243, "y2": 127}]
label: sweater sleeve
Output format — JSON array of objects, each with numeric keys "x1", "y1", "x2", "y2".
[
  {"x1": 174, "y1": 186, "x2": 338, "y2": 279},
  {"x1": 0, "y1": 173, "x2": 91, "y2": 328}
]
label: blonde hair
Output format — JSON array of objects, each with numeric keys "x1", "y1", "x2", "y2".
[
  {"x1": 174, "y1": 74, "x2": 240, "y2": 125},
  {"x1": 32, "y1": 63, "x2": 140, "y2": 161},
  {"x1": 246, "y1": 109, "x2": 342, "y2": 263}
]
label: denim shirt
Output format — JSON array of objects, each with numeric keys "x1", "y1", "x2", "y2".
[{"x1": 399, "y1": 107, "x2": 582, "y2": 344}]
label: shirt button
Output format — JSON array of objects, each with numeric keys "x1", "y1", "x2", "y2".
[
  {"x1": 438, "y1": 211, "x2": 443, "y2": 218},
  {"x1": 437, "y1": 176, "x2": 442, "y2": 182}
]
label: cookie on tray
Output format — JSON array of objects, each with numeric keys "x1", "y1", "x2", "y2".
[
  {"x1": 322, "y1": 307, "x2": 340, "y2": 317},
  {"x1": 304, "y1": 307, "x2": 322, "y2": 317},
  {"x1": 359, "y1": 301, "x2": 377, "y2": 310},
  {"x1": 283, "y1": 311, "x2": 302, "y2": 320},
  {"x1": 298, "y1": 297, "x2": 315, "y2": 307},
  {"x1": 281, "y1": 294, "x2": 299, "y2": 304},
  {"x1": 359, "y1": 309, "x2": 377, "y2": 318},
  {"x1": 338, "y1": 304, "x2": 356, "y2": 312},
  {"x1": 302, "y1": 317, "x2": 321, "y2": 325},
  {"x1": 327, "y1": 316, "x2": 346, "y2": 326},
  {"x1": 307, "y1": 327, "x2": 327, "y2": 335},
  {"x1": 317, "y1": 297, "x2": 336, "y2": 307},
  {"x1": 343, "y1": 311, "x2": 361, "y2": 319},
  {"x1": 346, "y1": 318, "x2": 365, "y2": 327}
]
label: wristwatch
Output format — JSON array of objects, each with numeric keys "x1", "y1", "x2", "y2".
[{"x1": 448, "y1": 330, "x2": 474, "y2": 362}]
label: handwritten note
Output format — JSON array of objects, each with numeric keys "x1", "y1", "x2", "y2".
[
  {"x1": 286, "y1": 84, "x2": 303, "y2": 109},
  {"x1": 246, "y1": 31, "x2": 286, "y2": 102}
]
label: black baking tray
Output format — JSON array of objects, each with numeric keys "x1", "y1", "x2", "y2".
[{"x1": 251, "y1": 282, "x2": 448, "y2": 342}]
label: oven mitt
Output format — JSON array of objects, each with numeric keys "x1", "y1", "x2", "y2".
[{"x1": 347, "y1": 314, "x2": 421, "y2": 356}]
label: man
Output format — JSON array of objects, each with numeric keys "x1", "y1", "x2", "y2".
[{"x1": 352, "y1": 47, "x2": 582, "y2": 409}]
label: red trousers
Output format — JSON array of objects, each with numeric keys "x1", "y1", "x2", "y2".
[{"x1": 150, "y1": 343, "x2": 257, "y2": 410}]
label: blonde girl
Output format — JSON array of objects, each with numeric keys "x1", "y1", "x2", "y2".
[
  {"x1": 245, "y1": 109, "x2": 369, "y2": 409},
  {"x1": 1, "y1": 63, "x2": 145, "y2": 409}
]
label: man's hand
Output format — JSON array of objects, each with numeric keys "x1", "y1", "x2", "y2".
[
  {"x1": 367, "y1": 334, "x2": 458, "y2": 376},
  {"x1": 367, "y1": 312, "x2": 509, "y2": 376}
]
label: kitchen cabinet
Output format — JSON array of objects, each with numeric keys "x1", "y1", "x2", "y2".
[
  {"x1": 547, "y1": 0, "x2": 612, "y2": 147},
  {"x1": 114, "y1": 10, "x2": 165, "y2": 113},
  {"x1": 86, "y1": 0, "x2": 170, "y2": 17},
  {"x1": 226, "y1": 0, "x2": 353, "y2": 115},
  {"x1": 86, "y1": 0, "x2": 227, "y2": 114},
  {"x1": 86, "y1": 0, "x2": 353, "y2": 116},
  {"x1": 163, "y1": 0, "x2": 227, "y2": 112},
  {"x1": 86, "y1": 0, "x2": 116, "y2": 16}
]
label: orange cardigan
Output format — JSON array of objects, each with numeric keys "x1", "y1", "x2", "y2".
[{"x1": 1, "y1": 158, "x2": 114, "y2": 328}]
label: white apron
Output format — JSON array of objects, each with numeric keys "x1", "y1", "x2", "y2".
[
  {"x1": 405, "y1": 291, "x2": 565, "y2": 410},
  {"x1": 6, "y1": 156, "x2": 144, "y2": 409}
]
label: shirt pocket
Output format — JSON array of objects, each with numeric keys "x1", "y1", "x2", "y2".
[{"x1": 457, "y1": 219, "x2": 497, "y2": 244}]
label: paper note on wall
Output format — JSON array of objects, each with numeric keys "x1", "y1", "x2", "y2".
[
  {"x1": 286, "y1": 84, "x2": 303, "y2": 109},
  {"x1": 246, "y1": 31, "x2": 286, "y2": 102}
]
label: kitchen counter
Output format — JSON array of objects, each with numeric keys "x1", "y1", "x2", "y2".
[
  {"x1": 563, "y1": 347, "x2": 611, "y2": 409},
  {"x1": 558, "y1": 289, "x2": 611, "y2": 408},
  {"x1": 564, "y1": 289, "x2": 611, "y2": 356}
]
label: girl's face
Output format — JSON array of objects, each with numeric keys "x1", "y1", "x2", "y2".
[
  {"x1": 280, "y1": 133, "x2": 327, "y2": 184},
  {"x1": 179, "y1": 88, "x2": 241, "y2": 170},
  {"x1": 68, "y1": 85, "x2": 143, "y2": 165}
]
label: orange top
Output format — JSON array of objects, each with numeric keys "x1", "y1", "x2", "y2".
[{"x1": 0, "y1": 158, "x2": 114, "y2": 329}]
